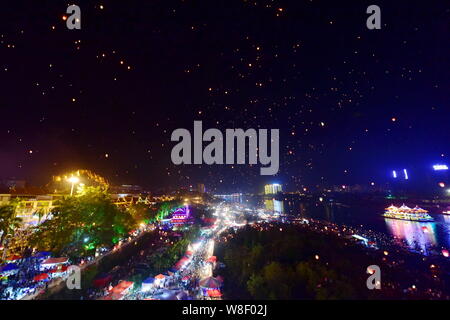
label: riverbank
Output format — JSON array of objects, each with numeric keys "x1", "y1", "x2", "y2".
[{"x1": 215, "y1": 221, "x2": 450, "y2": 299}]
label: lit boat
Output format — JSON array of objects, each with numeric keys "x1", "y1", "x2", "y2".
[{"x1": 382, "y1": 204, "x2": 434, "y2": 222}]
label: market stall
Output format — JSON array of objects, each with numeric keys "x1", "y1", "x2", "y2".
[
  {"x1": 141, "y1": 277, "x2": 155, "y2": 292},
  {"x1": 41, "y1": 257, "x2": 69, "y2": 270}
]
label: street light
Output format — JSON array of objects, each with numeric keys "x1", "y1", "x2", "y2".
[{"x1": 67, "y1": 176, "x2": 80, "y2": 196}]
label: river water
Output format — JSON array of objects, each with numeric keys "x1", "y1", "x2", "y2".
[{"x1": 262, "y1": 199, "x2": 450, "y2": 254}]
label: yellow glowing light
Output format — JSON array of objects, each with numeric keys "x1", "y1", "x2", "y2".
[{"x1": 67, "y1": 176, "x2": 80, "y2": 184}]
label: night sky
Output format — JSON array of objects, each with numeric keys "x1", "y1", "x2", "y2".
[{"x1": 0, "y1": 0, "x2": 449, "y2": 193}]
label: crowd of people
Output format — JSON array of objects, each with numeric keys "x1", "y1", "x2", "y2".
[
  {"x1": 0, "y1": 224, "x2": 153, "y2": 300},
  {"x1": 0, "y1": 257, "x2": 44, "y2": 300},
  {"x1": 121, "y1": 232, "x2": 218, "y2": 300}
]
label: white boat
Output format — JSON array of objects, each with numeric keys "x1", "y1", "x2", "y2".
[{"x1": 382, "y1": 204, "x2": 434, "y2": 222}]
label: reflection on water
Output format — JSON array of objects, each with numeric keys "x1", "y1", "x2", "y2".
[
  {"x1": 439, "y1": 215, "x2": 450, "y2": 249},
  {"x1": 257, "y1": 198, "x2": 450, "y2": 254},
  {"x1": 384, "y1": 218, "x2": 437, "y2": 254},
  {"x1": 264, "y1": 199, "x2": 284, "y2": 214}
]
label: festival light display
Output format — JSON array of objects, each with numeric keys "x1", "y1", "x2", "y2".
[{"x1": 433, "y1": 164, "x2": 449, "y2": 171}]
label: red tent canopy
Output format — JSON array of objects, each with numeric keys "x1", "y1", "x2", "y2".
[
  {"x1": 207, "y1": 289, "x2": 222, "y2": 297},
  {"x1": 42, "y1": 257, "x2": 69, "y2": 265},
  {"x1": 99, "y1": 293, "x2": 123, "y2": 300},
  {"x1": 185, "y1": 251, "x2": 193, "y2": 256},
  {"x1": 111, "y1": 281, "x2": 133, "y2": 295},
  {"x1": 206, "y1": 256, "x2": 217, "y2": 263},
  {"x1": 48, "y1": 265, "x2": 69, "y2": 274},
  {"x1": 174, "y1": 257, "x2": 189, "y2": 269},
  {"x1": 155, "y1": 274, "x2": 165, "y2": 280},
  {"x1": 182, "y1": 276, "x2": 190, "y2": 281},
  {"x1": 7, "y1": 255, "x2": 22, "y2": 261},
  {"x1": 199, "y1": 276, "x2": 221, "y2": 289},
  {"x1": 33, "y1": 273, "x2": 49, "y2": 281},
  {"x1": 202, "y1": 218, "x2": 217, "y2": 224}
]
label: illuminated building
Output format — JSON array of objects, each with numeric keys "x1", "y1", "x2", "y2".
[
  {"x1": 0, "y1": 194, "x2": 61, "y2": 226},
  {"x1": 391, "y1": 169, "x2": 409, "y2": 180},
  {"x1": 433, "y1": 164, "x2": 449, "y2": 171},
  {"x1": 152, "y1": 195, "x2": 176, "y2": 202},
  {"x1": 264, "y1": 199, "x2": 284, "y2": 214},
  {"x1": 197, "y1": 183, "x2": 206, "y2": 193},
  {"x1": 214, "y1": 193, "x2": 242, "y2": 203},
  {"x1": 264, "y1": 183, "x2": 282, "y2": 195},
  {"x1": 170, "y1": 206, "x2": 193, "y2": 226},
  {"x1": 50, "y1": 170, "x2": 109, "y2": 194}
]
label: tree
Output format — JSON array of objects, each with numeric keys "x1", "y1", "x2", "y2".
[
  {"x1": 154, "y1": 200, "x2": 181, "y2": 221},
  {"x1": 0, "y1": 200, "x2": 22, "y2": 261},
  {"x1": 33, "y1": 207, "x2": 51, "y2": 224},
  {"x1": 247, "y1": 273, "x2": 268, "y2": 299},
  {"x1": 29, "y1": 187, "x2": 136, "y2": 256},
  {"x1": 128, "y1": 203, "x2": 153, "y2": 224}
]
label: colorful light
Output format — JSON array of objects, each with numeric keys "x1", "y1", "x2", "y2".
[{"x1": 433, "y1": 164, "x2": 448, "y2": 171}]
